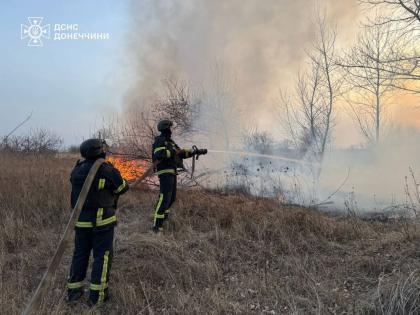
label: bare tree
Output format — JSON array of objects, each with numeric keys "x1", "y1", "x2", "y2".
[
  {"x1": 1, "y1": 128, "x2": 62, "y2": 154},
  {"x1": 112, "y1": 108, "x2": 156, "y2": 160},
  {"x1": 340, "y1": 19, "x2": 407, "y2": 143},
  {"x1": 109, "y1": 78, "x2": 198, "y2": 160},
  {"x1": 360, "y1": 0, "x2": 420, "y2": 27},
  {"x1": 359, "y1": 1, "x2": 420, "y2": 82},
  {"x1": 280, "y1": 14, "x2": 339, "y2": 161},
  {"x1": 152, "y1": 78, "x2": 199, "y2": 136},
  {"x1": 312, "y1": 14, "x2": 340, "y2": 157},
  {"x1": 280, "y1": 63, "x2": 322, "y2": 155}
]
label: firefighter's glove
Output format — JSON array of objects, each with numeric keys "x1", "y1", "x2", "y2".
[{"x1": 175, "y1": 148, "x2": 186, "y2": 156}]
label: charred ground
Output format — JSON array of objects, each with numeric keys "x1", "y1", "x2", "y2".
[{"x1": 1, "y1": 153, "x2": 420, "y2": 314}]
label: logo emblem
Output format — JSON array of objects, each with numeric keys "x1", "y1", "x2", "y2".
[{"x1": 21, "y1": 17, "x2": 50, "y2": 47}]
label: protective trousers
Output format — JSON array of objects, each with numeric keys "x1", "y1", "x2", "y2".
[
  {"x1": 67, "y1": 226, "x2": 114, "y2": 304},
  {"x1": 153, "y1": 174, "x2": 177, "y2": 230}
]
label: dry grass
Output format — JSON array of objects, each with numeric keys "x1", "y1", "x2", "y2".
[{"x1": 1, "y1": 153, "x2": 420, "y2": 314}]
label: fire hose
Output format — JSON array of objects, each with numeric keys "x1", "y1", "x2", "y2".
[{"x1": 22, "y1": 158, "x2": 106, "y2": 315}]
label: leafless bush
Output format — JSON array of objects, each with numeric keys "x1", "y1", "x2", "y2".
[
  {"x1": 107, "y1": 78, "x2": 198, "y2": 161},
  {"x1": 1, "y1": 129, "x2": 62, "y2": 154},
  {"x1": 242, "y1": 129, "x2": 274, "y2": 155},
  {"x1": 152, "y1": 78, "x2": 199, "y2": 135},
  {"x1": 117, "y1": 110, "x2": 156, "y2": 160}
]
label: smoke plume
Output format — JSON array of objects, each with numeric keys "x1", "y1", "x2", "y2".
[
  {"x1": 124, "y1": 0, "x2": 360, "y2": 136},
  {"x1": 121, "y1": 0, "x2": 420, "y2": 212}
]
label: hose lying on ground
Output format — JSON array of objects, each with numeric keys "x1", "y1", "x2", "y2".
[
  {"x1": 22, "y1": 158, "x2": 105, "y2": 315},
  {"x1": 22, "y1": 160, "x2": 155, "y2": 314}
]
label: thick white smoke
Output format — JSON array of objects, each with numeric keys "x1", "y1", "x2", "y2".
[
  {"x1": 124, "y1": 0, "x2": 360, "y2": 142},
  {"x1": 121, "y1": 0, "x2": 420, "y2": 212}
]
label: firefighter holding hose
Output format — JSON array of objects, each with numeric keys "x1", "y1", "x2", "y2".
[
  {"x1": 67, "y1": 139, "x2": 128, "y2": 305},
  {"x1": 152, "y1": 120, "x2": 207, "y2": 233}
]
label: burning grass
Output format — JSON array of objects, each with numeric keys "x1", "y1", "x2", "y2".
[
  {"x1": 1, "y1": 153, "x2": 420, "y2": 314},
  {"x1": 107, "y1": 156, "x2": 148, "y2": 181}
]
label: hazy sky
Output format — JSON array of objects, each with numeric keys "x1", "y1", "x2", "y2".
[
  {"x1": 1, "y1": 1, "x2": 419, "y2": 148},
  {"x1": 0, "y1": 0, "x2": 363, "y2": 148},
  {"x1": 0, "y1": 0, "x2": 130, "y2": 145}
]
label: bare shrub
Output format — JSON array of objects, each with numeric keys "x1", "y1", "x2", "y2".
[
  {"x1": 106, "y1": 78, "x2": 198, "y2": 162},
  {"x1": 152, "y1": 78, "x2": 199, "y2": 136},
  {"x1": 242, "y1": 129, "x2": 274, "y2": 155},
  {"x1": 1, "y1": 129, "x2": 62, "y2": 154},
  {"x1": 118, "y1": 110, "x2": 156, "y2": 160}
]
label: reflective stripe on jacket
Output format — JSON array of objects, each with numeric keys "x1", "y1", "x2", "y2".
[
  {"x1": 70, "y1": 159, "x2": 129, "y2": 228},
  {"x1": 152, "y1": 134, "x2": 193, "y2": 175}
]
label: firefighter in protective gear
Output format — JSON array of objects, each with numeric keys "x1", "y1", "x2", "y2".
[
  {"x1": 67, "y1": 139, "x2": 129, "y2": 305},
  {"x1": 152, "y1": 120, "x2": 194, "y2": 232}
]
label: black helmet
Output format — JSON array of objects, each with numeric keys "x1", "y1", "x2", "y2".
[
  {"x1": 80, "y1": 139, "x2": 107, "y2": 159},
  {"x1": 157, "y1": 119, "x2": 173, "y2": 132}
]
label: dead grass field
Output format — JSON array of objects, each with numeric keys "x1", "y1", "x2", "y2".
[{"x1": 1, "y1": 153, "x2": 420, "y2": 314}]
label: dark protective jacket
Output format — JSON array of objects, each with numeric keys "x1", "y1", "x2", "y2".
[
  {"x1": 152, "y1": 134, "x2": 192, "y2": 175},
  {"x1": 70, "y1": 159, "x2": 129, "y2": 228}
]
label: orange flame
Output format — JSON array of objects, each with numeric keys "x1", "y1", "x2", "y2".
[{"x1": 107, "y1": 156, "x2": 148, "y2": 181}]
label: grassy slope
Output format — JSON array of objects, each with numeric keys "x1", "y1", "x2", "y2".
[{"x1": 1, "y1": 154, "x2": 420, "y2": 314}]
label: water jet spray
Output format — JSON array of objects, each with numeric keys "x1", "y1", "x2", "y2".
[{"x1": 207, "y1": 149, "x2": 316, "y2": 165}]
